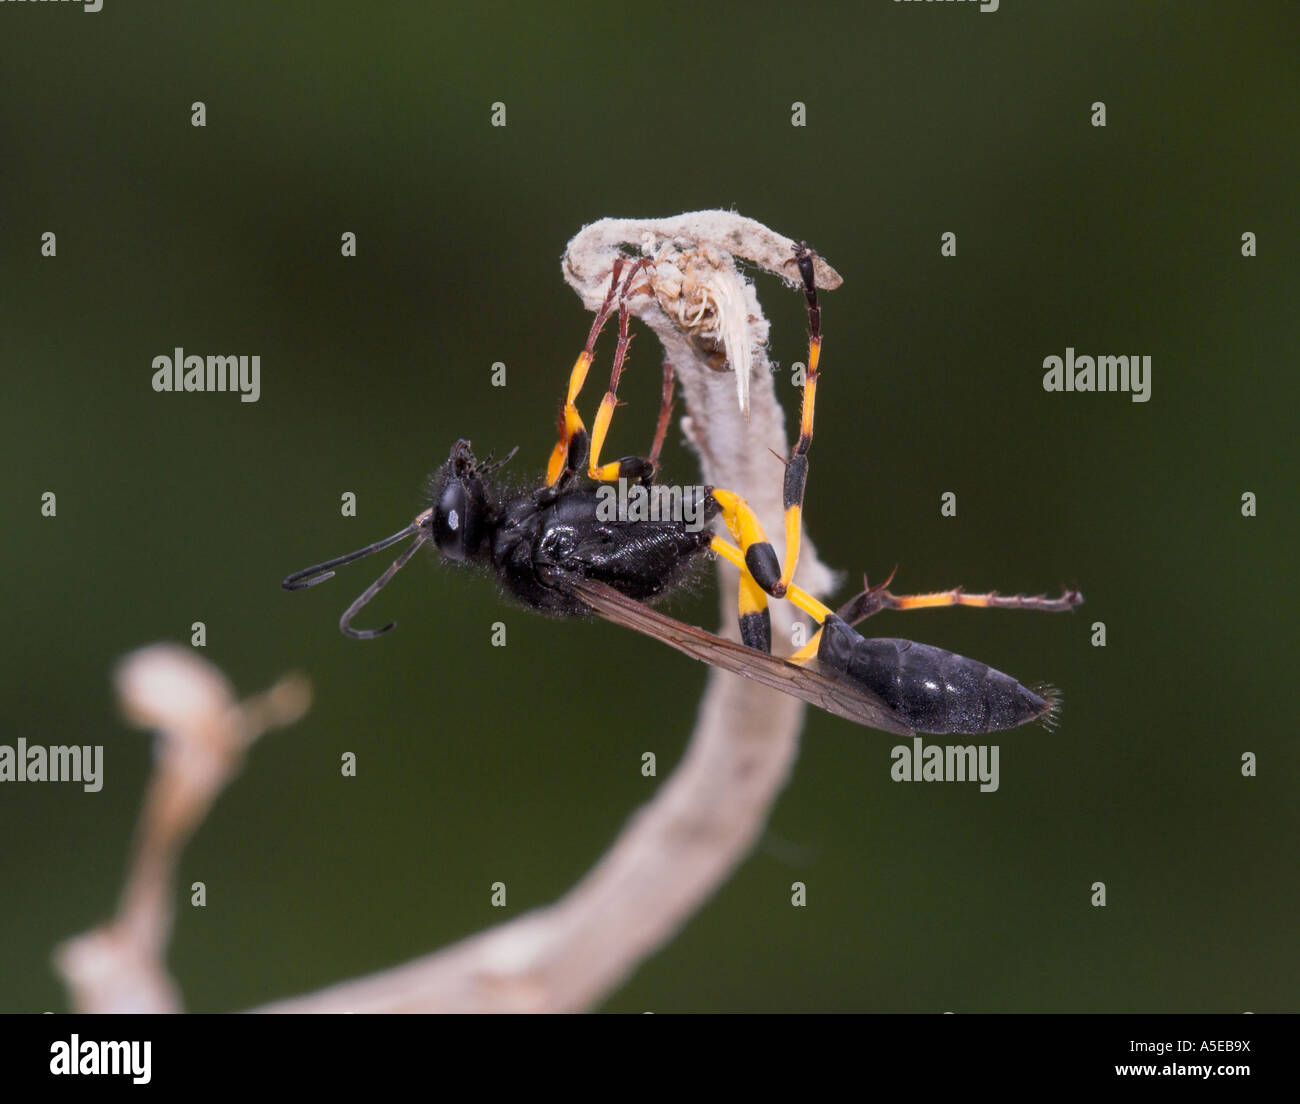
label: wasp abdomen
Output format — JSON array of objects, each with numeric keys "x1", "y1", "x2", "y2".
[{"x1": 815, "y1": 615, "x2": 1052, "y2": 735}]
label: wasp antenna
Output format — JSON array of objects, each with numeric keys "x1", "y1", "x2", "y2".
[
  {"x1": 481, "y1": 445, "x2": 520, "y2": 475},
  {"x1": 282, "y1": 513, "x2": 430, "y2": 591},
  {"x1": 338, "y1": 532, "x2": 429, "y2": 639},
  {"x1": 282, "y1": 520, "x2": 423, "y2": 590}
]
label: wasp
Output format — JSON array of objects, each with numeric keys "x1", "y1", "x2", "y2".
[{"x1": 283, "y1": 244, "x2": 1081, "y2": 736}]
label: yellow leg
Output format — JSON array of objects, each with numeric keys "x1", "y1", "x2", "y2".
[
  {"x1": 545, "y1": 349, "x2": 595, "y2": 486},
  {"x1": 736, "y1": 567, "x2": 772, "y2": 652},
  {"x1": 708, "y1": 535, "x2": 832, "y2": 623},
  {"x1": 546, "y1": 257, "x2": 652, "y2": 486},
  {"x1": 702, "y1": 246, "x2": 833, "y2": 651},
  {"x1": 776, "y1": 243, "x2": 822, "y2": 593},
  {"x1": 836, "y1": 572, "x2": 1083, "y2": 625},
  {"x1": 789, "y1": 627, "x2": 822, "y2": 666},
  {"x1": 710, "y1": 489, "x2": 787, "y2": 597},
  {"x1": 586, "y1": 291, "x2": 657, "y2": 484},
  {"x1": 889, "y1": 588, "x2": 1080, "y2": 612}
]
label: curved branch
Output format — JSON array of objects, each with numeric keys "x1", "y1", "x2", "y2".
[{"x1": 53, "y1": 647, "x2": 310, "y2": 1014}]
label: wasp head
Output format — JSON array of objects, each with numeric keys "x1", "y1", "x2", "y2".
[{"x1": 428, "y1": 439, "x2": 494, "y2": 563}]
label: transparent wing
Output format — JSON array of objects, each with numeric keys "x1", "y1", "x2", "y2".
[{"x1": 569, "y1": 578, "x2": 914, "y2": 737}]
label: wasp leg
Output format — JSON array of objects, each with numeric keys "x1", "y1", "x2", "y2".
[
  {"x1": 710, "y1": 533, "x2": 772, "y2": 650},
  {"x1": 710, "y1": 489, "x2": 787, "y2": 598},
  {"x1": 777, "y1": 576, "x2": 1083, "y2": 669},
  {"x1": 646, "y1": 360, "x2": 676, "y2": 472},
  {"x1": 736, "y1": 568, "x2": 772, "y2": 653},
  {"x1": 709, "y1": 533, "x2": 833, "y2": 652},
  {"x1": 545, "y1": 257, "x2": 623, "y2": 487},
  {"x1": 708, "y1": 484, "x2": 815, "y2": 645},
  {"x1": 835, "y1": 570, "x2": 1084, "y2": 626},
  {"x1": 703, "y1": 245, "x2": 826, "y2": 653},
  {"x1": 587, "y1": 288, "x2": 661, "y2": 485},
  {"x1": 775, "y1": 242, "x2": 823, "y2": 595},
  {"x1": 788, "y1": 629, "x2": 822, "y2": 666},
  {"x1": 546, "y1": 257, "x2": 652, "y2": 487}
]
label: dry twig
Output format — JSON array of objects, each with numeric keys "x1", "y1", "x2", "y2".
[{"x1": 53, "y1": 646, "x2": 310, "y2": 1013}]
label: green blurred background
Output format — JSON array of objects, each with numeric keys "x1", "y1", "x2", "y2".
[{"x1": 2, "y1": 0, "x2": 1295, "y2": 1013}]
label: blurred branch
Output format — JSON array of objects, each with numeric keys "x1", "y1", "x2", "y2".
[
  {"x1": 258, "y1": 211, "x2": 839, "y2": 1012},
  {"x1": 53, "y1": 646, "x2": 310, "y2": 1013}
]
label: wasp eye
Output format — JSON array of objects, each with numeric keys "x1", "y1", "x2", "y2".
[{"x1": 434, "y1": 482, "x2": 469, "y2": 559}]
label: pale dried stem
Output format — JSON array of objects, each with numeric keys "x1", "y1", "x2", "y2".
[{"x1": 53, "y1": 646, "x2": 309, "y2": 1013}]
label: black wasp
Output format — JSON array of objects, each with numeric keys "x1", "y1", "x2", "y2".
[{"x1": 283, "y1": 244, "x2": 1082, "y2": 736}]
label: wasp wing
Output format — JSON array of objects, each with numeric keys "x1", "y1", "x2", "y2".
[{"x1": 569, "y1": 578, "x2": 914, "y2": 736}]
